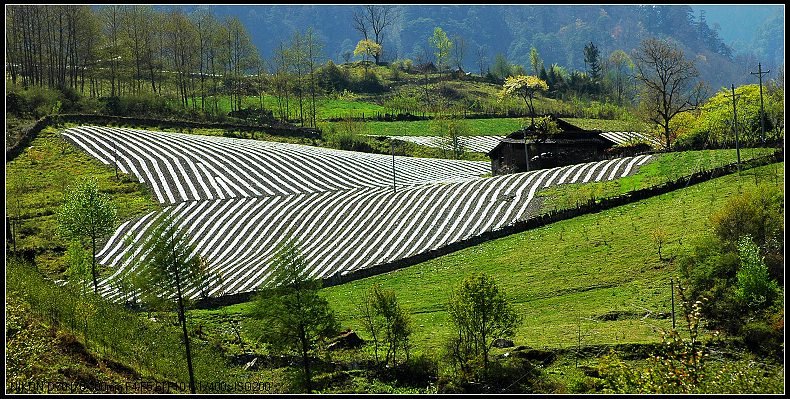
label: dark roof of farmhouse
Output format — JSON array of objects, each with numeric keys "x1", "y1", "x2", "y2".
[{"x1": 487, "y1": 115, "x2": 615, "y2": 155}]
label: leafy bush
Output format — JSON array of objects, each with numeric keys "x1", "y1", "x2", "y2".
[
  {"x1": 671, "y1": 111, "x2": 710, "y2": 150},
  {"x1": 317, "y1": 61, "x2": 352, "y2": 94},
  {"x1": 357, "y1": 284, "x2": 413, "y2": 367},
  {"x1": 597, "y1": 293, "x2": 715, "y2": 394},
  {"x1": 695, "y1": 84, "x2": 774, "y2": 147},
  {"x1": 352, "y1": 73, "x2": 387, "y2": 94},
  {"x1": 710, "y1": 184, "x2": 784, "y2": 249},
  {"x1": 100, "y1": 94, "x2": 182, "y2": 118},
  {"x1": 678, "y1": 239, "x2": 742, "y2": 331},
  {"x1": 444, "y1": 273, "x2": 521, "y2": 381},
  {"x1": 598, "y1": 349, "x2": 783, "y2": 394},
  {"x1": 321, "y1": 118, "x2": 372, "y2": 152},
  {"x1": 734, "y1": 236, "x2": 780, "y2": 312},
  {"x1": 227, "y1": 106, "x2": 275, "y2": 124},
  {"x1": 382, "y1": 353, "x2": 437, "y2": 387},
  {"x1": 740, "y1": 320, "x2": 782, "y2": 358},
  {"x1": 6, "y1": 85, "x2": 64, "y2": 118},
  {"x1": 680, "y1": 183, "x2": 784, "y2": 332},
  {"x1": 673, "y1": 128, "x2": 713, "y2": 150}
]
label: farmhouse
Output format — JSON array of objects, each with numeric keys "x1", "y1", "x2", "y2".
[
  {"x1": 487, "y1": 116, "x2": 652, "y2": 175},
  {"x1": 415, "y1": 61, "x2": 438, "y2": 74}
]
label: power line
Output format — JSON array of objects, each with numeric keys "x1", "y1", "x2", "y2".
[{"x1": 390, "y1": 138, "x2": 396, "y2": 193}]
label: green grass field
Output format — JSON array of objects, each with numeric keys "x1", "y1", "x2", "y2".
[
  {"x1": 345, "y1": 117, "x2": 650, "y2": 138},
  {"x1": 359, "y1": 118, "x2": 524, "y2": 137},
  {"x1": 192, "y1": 94, "x2": 387, "y2": 122},
  {"x1": 539, "y1": 148, "x2": 778, "y2": 212}
]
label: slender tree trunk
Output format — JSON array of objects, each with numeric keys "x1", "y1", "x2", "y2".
[
  {"x1": 173, "y1": 244, "x2": 197, "y2": 394},
  {"x1": 299, "y1": 324, "x2": 312, "y2": 393},
  {"x1": 91, "y1": 235, "x2": 98, "y2": 293},
  {"x1": 178, "y1": 295, "x2": 196, "y2": 393}
]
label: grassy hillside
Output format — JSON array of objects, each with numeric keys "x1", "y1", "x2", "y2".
[
  {"x1": 5, "y1": 293, "x2": 181, "y2": 394},
  {"x1": 539, "y1": 148, "x2": 778, "y2": 212},
  {"x1": 6, "y1": 126, "x2": 161, "y2": 274},
  {"x1": 185, "y1": 63, "x2": 639, "y2": 125}
]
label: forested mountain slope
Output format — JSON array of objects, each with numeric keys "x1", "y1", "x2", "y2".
[{"x1": 188, "y1": 4, "x2": 783, "y2": 89}]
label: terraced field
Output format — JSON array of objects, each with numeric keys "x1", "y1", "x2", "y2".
[
  {"x1": 63, "y1": 126, "x2": 653, "y2": 300},
  {"x1": 63, "y1": 127, "x2": 489, "y2": 204},
  {"x1": 380, "y1": 135, "x2": 506, "y2": 153},
  {"x1": 377, "y1": 131, "x2": 661, "y2": 154},
  {"x1": 598, "y1": 131, "x2": 662, "y2": 147}
]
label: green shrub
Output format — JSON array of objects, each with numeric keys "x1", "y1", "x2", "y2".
[
  {"x1": 58, "y1": 86, "x2": 83, "y2": 113},
  {"x1": 6, "y1": 85, "x2": 64, "y2": 118},
  {"x1": 680, "y1": 184, "x2": 784, "y2": 332},
  {"x1": 322, "y1": 118, "x2": 372, "y2": 152},
  {"x1": 734, "y1": 236, "x2": 780, "y2": 312},
  {"x1": 386, "y1": 353, "x2": 438, "y2": 387},
  {"x1": 673, "y1": 128, "x2": 713, "y2": 150},
  {"x1": 710, "y1": 184, "x2": 784, "y2": 249},
  {"x1": 100, "y1": 94, "x2": 182, "y2": 118},
  {"x1": 740, "y1": 321, "x2": 782, "y2": 358},
  {"x1": 598, "y1": 349, "x2": 783, "y2": 394},
  {"x1": 318, "y1": 61, "x2": 352, "y2": 94},
  {"x1": 485, "y1": 357, "x2": 541, "y2": 393},
  {"x1": 598, "y1": 294, "x2": 711, "y2": 394},
  {"x1": 568, "y1": 375, "x2": 606, "y2": 393},
  {"x1": 352, "y1": 73, "x2": 387, "y2": 94}
]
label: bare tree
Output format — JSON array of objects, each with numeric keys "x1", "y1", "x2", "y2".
[
  {"x1": 452, "y1": 34, "x2": 466, "y2": 71},
  {"x1": 304, "y1": 28, "x2": 323, "y2": 128},
  {"x1": 476, "y1": 44, "x2": 488, "y2": 77},
  {"x1": 100, "y1": 5, "x2": 123, "y2": 96},
  {"x1": 271, "y1": 42, "x2": 292, "y2": 122},
  {"x1": 122, "y1": 6, "x2": 146, "y2": 95},
  {"x1": 352, "y1": 5, "x2": 398, "y2": 65},
  {"x1": 633, "y1": 38, "x2": 706, "y2": 150},
  {"x1": 192, "y1": 7, "x2": 217, "y2": 112}
]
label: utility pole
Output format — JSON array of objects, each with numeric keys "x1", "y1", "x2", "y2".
[
  {"x1": 391, "y1": 139, "x2": 396, "y2": 193},
  {"x1": 113, "y1": 135, "x2": 119, "y2": 180},
  {"x1": 523, "y1": 129, "x2": 530, "y2": 172},
  {"x1": 750, "y1": 63, "x2": 770, "y2": 145},
  {"x1": 725, "y1": 84, "x2": 741, "y2": 171}
]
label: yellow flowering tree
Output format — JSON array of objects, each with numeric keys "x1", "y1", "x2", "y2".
[
  {"x1": 499, "y1": 75, "x2": 549, "y2": 126},
  {"x1": 354, "y1": 39, "x2": 382, "y2": 75}
]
